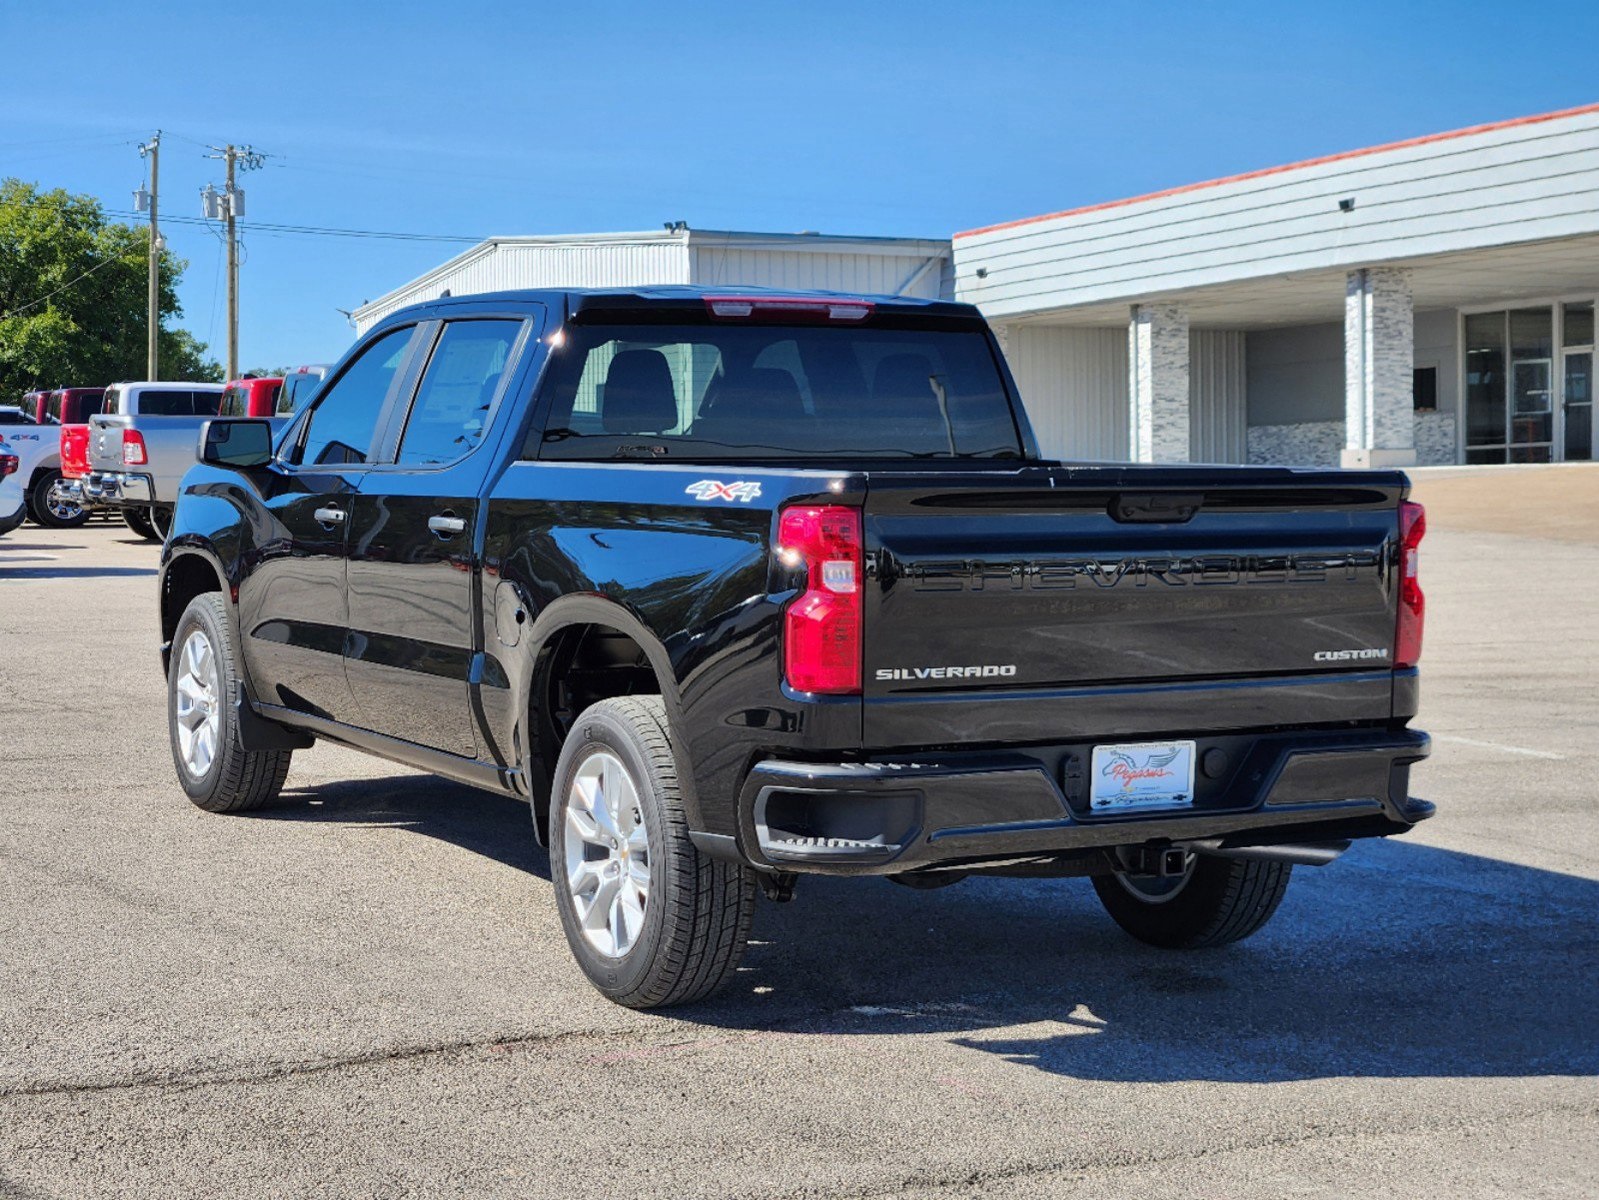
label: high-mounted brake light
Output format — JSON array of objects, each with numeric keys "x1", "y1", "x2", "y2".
[
  {"x1": 122, "y1": 428, "x2": 148, "y2": 466},
  {"x1": 1395, "y1": 500, "x2": 1425, "y2": 669},
  {"x1": 778, "y1": 505, "x2": 863, "y2": 695},
  {"x1": 705, "y1": 295, "x2": 873, "y2": 323}
]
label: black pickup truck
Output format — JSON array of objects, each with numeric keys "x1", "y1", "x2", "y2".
[{"x1": 159, "y1": 287, "x2": 1431, "y2": 1008}]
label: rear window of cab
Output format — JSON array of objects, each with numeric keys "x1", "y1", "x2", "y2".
[{"x1": 531, "y1": 319, "x2": 1022, "y2": 461}]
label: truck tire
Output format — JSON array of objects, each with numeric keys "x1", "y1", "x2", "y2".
[
  {"x1": 549, "y1": 695, "x2": 757, "y2": 1009},
  {"x1": 167, "y1": 592, "x2": 292, "y2": 813},
  {"x1": 1092, "y1": 854, "x2": 1292, "y2": 949},
  {"x1": 31, "y1": 470, "x2": 90, "y2": 529},
  {"x1": 123, "y1": 507, "x2": 160, "y2": 541}
]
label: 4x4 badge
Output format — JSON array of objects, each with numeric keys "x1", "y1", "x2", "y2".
[{"x1": 685, "y1": 480, "x2": 762, "y2": 502}]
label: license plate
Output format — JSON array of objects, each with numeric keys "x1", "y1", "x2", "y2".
[{"x1": 1089, "y1": 740, "x2": 1197, "y2": 813}]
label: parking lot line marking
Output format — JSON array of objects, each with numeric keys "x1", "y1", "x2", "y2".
[{"x1": 1433, "y1": 734, "x2": 1565, "y2": 760}]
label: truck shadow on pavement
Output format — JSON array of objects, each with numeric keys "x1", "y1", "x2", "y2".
[
  {"x1": 248, "y1": 776, "x2": 1596, "y2": 1084},
  {"x1": 692, "y1": 838, "x2": 1599, "y2": 1084},
  {"x1": 0, "y1": 565, "x2": 157, "y2": 578},
  {"x1": 260, "y1": 773, "x2": 550, "y2": 880}
]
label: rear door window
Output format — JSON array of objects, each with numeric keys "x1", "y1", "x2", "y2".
[
  {"x1": 219, "y1": 385, "x2": 248, "y2": 417},
  {"x1": 394, "y1": 320, "x2": 523, "y2": 467}
]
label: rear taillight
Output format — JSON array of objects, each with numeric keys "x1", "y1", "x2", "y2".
[
  {"x1": 1395, "y1": 500, "x2": 1425, "y2": 669},
  {"x1": 122, "y1": 429, "x2": 148, "y2": 466},
  {"x1": 0, "y1": 453, "x2": 17, "y2": 478},
  {"x1": 778, "y1": 505, "x2": 863, "y2": 695}
]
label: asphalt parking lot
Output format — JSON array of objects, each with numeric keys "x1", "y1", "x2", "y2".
[{"x1": 2, "y1": 467, "x2": 1596, "y2": 1199}]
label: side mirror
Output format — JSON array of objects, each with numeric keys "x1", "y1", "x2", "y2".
[{"x1": 199, "y1": 418, "x2": 274, "y2": 468}]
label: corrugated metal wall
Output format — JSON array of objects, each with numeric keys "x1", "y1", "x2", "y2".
[
  {"x1": 689, "y1": 247, "x2": 949, "y2": 298},
  {"x1": 1190, "y1": 329, "x2": 1247, "y2": 462},
  {"x1": 355, "y1": 240, "x2": 690, "y2": 331},
  {"x1": 1004, "y1": 326, "x2": 1128, "y2": 460}
]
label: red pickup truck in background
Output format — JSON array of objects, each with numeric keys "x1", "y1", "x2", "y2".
[
  {"x1": 20, "y1": 390, "x2": 51, "y2": 424},
  {"x1": 34, "y1": 387, "x2": 105, "y2": 528},
  {"x1": 218, "y1": 377, "x2": 284, "y2": 418}
]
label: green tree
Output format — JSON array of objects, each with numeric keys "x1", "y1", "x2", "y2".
[{"x1": 0, "y1": 179, "x2": 222, "y2": 402}]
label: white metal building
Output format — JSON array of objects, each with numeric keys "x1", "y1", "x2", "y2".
[
  {"x1": 351, "y1": 227, "x2": 952, "y2": 332},
  {"x1": 954, "y1": 102, "x2": 1599, "y2": 468},
  {"x1": 351, "y1": 104, "x2": 1599, "y2": 470}
]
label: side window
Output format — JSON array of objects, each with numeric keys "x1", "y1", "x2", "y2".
[
  {"x1": 394, "y1": 320, "x2": 522, "y2": 467},
  {"x1": 293, "y1": 327, "x2": 414, "y2": 466},
  {"x1": 220, "y1": 386, "x2": 246, "y2": 418}
]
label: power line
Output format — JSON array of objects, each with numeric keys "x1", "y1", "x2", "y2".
[
  {"x1": 5, "y1": 191, "x2": 487, "y2": 245},
  {"x1": 0, "y1": 252, "x2": 142, "y2": 320},
  {"x1": 102, "y1": 209, "x2": 485, "y2": 244}
]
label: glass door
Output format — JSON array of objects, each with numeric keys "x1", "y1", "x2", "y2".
[
  {"x1": 1465, "y1": 306, "x2": 1558, "y2": 463},
  {"x1": 1563, "y1": 302, "x2": 1594, "y2": 462},
  {"x1": 1508, "y1": 308, "x2": 1554, "y2": 463},
  {"x1": 1566, "y1": 352, "x2": 1593, "y2": 461}
]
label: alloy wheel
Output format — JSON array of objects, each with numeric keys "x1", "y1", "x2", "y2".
[
  {"x1": 174, "y1": 628, "x2": 222, "y2": 779},
  {"x1": 564, "y1": 750, "x2": 652, "y2": 958}
]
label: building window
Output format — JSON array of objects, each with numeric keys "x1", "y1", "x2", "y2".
[{"x1": 1412, "y1": 367, "x2": 1437, "y2": 412}]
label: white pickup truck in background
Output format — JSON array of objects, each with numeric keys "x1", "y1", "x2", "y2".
[{"x1": 85, "y1": 382, "x2": 226, "y2": 539}]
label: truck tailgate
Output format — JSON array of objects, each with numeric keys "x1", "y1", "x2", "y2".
[
  {"x1": 88, "y1": 415, "x2": 129, "y2": 473},
  {"x1": 862, "y1": 464, "x2": 1405, "y2": 747}
]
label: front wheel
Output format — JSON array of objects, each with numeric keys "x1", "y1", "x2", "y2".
[
  {"x1": 33, "y1": 470, "x2": 90, "y2": 528},
  {"x1": 549, "y1": 696, "x2": 757, "y2": 1009},
  {"x1": 168, "y1": 592, "x2": 293, "y2": 812},
  {"x1": 1092, "y1": 854, "x2": 1292, "y2": 949}
]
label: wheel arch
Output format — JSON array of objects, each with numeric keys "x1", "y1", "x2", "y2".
[
  {"x1": 159, "y1": 546, "x2": 234, "y2": 675},
  {"x1": 517, "y1": 594, "x2": 698, "y2": 844}
]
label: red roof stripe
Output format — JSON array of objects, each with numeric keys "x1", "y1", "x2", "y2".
[{"x1": 954, "y1": 101, "x2": 1599, "y2": 240}]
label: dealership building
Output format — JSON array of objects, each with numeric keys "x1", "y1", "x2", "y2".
[{"x1": 355, "y1": 102, "x2": 1599, "y2": 469}]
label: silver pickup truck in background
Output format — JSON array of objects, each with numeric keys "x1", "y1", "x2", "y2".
[{"x1": 85, "y1": 382, "x2": 226, "y2": 540}]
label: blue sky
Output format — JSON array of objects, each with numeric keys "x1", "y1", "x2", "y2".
[{"x1": 3, "y1": 0, "x2": 1598, "y2": 373}]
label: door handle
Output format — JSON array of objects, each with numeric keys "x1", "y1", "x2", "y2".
[
  {"x1": 313, "y1": 506, "x2": 346, "y2": 525},
  {"x1": 428, "y1": 513, "x2": 467, "y2": 537}
]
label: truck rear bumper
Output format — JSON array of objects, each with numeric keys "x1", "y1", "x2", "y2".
[
  {"x1": 729, "y1": 728, "x2": 1431, "y2": 875},
  {"x1": 83, "y1": 471, "x2": 152, "y2": 506}
]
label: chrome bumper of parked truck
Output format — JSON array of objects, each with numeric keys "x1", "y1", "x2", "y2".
[{"x1": 83, "y1": 471, "x2": 152, "y2": 505}]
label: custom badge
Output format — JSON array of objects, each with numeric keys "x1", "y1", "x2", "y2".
[{"x1": 685, "y1": 480, "x2": 762, "y2": 503}]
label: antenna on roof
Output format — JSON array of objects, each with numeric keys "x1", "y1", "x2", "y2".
[{"x1": 440, "y1": 288, "x2": 452, "y2": 298}]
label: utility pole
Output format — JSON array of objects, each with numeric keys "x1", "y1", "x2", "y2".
[
  {"x1": 136, "y1": 132, "x2": 161, "y2": 380},
  {"x1": 224, "y1": 146, "x2": 238, "y2": 381},
  {"x1": 202, "y1": 143, "x2": 266, "y2": 381}
]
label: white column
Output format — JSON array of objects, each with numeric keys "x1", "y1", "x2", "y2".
[
  {"x1": 1128, "y1": 302, "x2": 1190, "y2": 462},
  {"x1": 1342, "y1": 267, "x2": 1416, "y2": 468}
]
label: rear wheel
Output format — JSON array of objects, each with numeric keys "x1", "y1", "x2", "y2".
[
  {"x1": 1092, "y1": 853, "x2": 1292, "y2": 949},
  {"x1": 32, "y1": 470, "x2": 89, "y2": 528},
  {"x1": 122, "y1": 507, "x2": 160, "y2": 541},
  {"x1": 167, "y1": 592, "x2": 293, "y2": 813},
  {"x1": 549, "y1": 696, "x2": 757, "y2": 1008}
]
